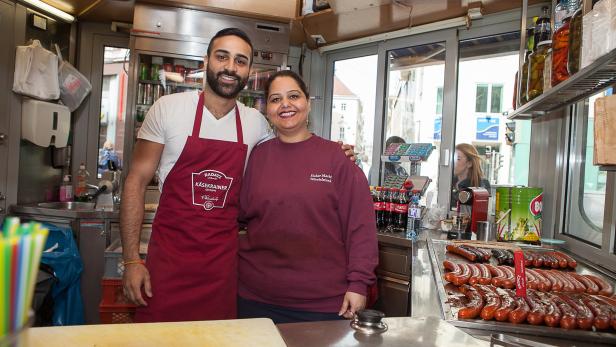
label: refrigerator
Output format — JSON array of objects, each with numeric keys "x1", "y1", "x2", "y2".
[{"x1": 125, "y1": 3, "x2": 289, "y2": 193}]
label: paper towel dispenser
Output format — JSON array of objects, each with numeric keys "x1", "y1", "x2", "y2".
[{"x1": 21, "y1": 99, "x2": 70, "y2": 147}]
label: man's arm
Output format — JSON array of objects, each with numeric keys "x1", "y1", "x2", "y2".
[{"x1": 120, "y1": 139, "x2": 163, "y2": 306}]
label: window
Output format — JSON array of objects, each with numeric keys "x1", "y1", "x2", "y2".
[
  {"x1": 329, "y1": 55, "x2": 378, "y2": 179},
  {"x1": 455, "y1": 33, "x2": 530, "y2": 204},
  {"x1": 565, "y1": 91, "x2": 609, "y2": 246},
  {"x1": 475, "y1": 84, "x2": 489, "y2": 113},
  {"x1": 436, "y1": 87, "x2": 443, "y2": 115}
]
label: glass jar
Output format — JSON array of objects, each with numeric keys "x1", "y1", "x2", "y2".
[
  {"x1": 551, "y1": 16, "x2": 571, "y2": 87},
  {"x1": 519, "y1": 54, "x2": 530, "y2": 105},
  {"x1": 527, "y1": 41, "x2": 551, "y2": 101},
  {"x1": 567, "y1": 4, "x2": 583, "y2": 75}
]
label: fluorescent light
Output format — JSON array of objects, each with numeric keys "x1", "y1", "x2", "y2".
[{"x1": 22, "y1": 0, "x2": 75, "y2": 23}]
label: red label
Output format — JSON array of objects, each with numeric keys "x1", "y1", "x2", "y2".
[
  {"x1": 394, "y1": 203, "x2": 409, "y2": 213},
  {"x1": 514, "y1": 250, "x2": 527, "y2": 297},
  {"x1": 530, "y1": 193, "x2": 543, "y2": 216},
  {"x1": 191, "y1": 169, "x2": 234, "y2": 211},
  {"x1": 374, "y1": 202, "x2": 386, "y2": 211},
  {"x1": 385, "y1": 202, "x2": 392, "y2": 212}
]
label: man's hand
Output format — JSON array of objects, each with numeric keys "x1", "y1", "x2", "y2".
[
  {"x1": 123, "y1": 264, "x2": 152, "y2": 306},
  {"x1": 338, "y1": 291, "x2": 367, "y2": 319},
  {"x1": 338, "y1": 141, "x2": 357, "y2": 162}
]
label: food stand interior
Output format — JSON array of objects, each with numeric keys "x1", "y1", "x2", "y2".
[{"x1": 1, "y1": 0, "x2": 616, "y2": 345}]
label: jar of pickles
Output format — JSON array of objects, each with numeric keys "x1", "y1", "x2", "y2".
[
  {"x1": 519, "y1": 54, "x2": 531, "y2": 106},
  {"x1": 567, "y1": 0, "x2": 583, "y2": 75},
  {"x1": 527, "y1": 41, "x2": 551, "y2": 101}
]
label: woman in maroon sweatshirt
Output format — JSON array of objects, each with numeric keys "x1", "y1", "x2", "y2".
[{"x1": 237, "y1": 70, "x2": 378, "y2": 324}]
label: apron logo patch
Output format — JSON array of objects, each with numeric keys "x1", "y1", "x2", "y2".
[
  {"x1": 309, "y1": 173, "x2": 332, "y2": 183},
  {"x1": 192, "y1": 170, "x2": 234, "y2": 211}
]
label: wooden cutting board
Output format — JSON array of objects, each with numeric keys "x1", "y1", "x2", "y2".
[{"x1": 22, "y1": 318, "x2": 286, "y2": 347}]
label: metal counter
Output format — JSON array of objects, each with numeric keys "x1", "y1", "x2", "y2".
[
  {"x1": 277, "y1": 316, "x2": 488, "y2": 347},
  {"x1": 10, "y1": 203, "x2": 157, "y2": 220},
  {"x1": 411, "y1": 229, "x2": 616, "y2": 346}
]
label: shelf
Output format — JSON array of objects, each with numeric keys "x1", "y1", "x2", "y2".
[
  {"x1": 599, "y1": 165, "x2": 616, "y2": 171},
  {"x1": 138, "y1": 79, "x2": 203, "y2": 89},
  {"x1": 508, "y1": 48, "x2": 616, "y2": 120},
  {"x1": 239, "y1": 89, "x2": 265, "y2": 96}
]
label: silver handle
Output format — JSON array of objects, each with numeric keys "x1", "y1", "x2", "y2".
[
  {"x1": 441, "y1": 149, "x2": 450, "y2": 166},
  {"x1": 0, "y1": 133, "x2": 6, "y2": 144},
  {"x1": 0, "y1": 207, "x2": 4, "y2": 213},
  {"x1": 0, "y1": 192, "x2": 5, "y2": 200}
]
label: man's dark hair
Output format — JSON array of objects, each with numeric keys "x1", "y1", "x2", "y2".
[
  {"x1": 207, "y1": 28, "x2": 254, "y2": 63},
  {"x1": 264, "y1": 70, "x2": 310, "y2": 100}
]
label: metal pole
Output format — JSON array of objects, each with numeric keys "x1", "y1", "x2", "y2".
[{"x1": 518, "y1": 0, "x2": 528, "y2": 109}]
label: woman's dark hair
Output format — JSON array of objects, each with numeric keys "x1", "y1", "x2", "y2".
[
  {"x1": 264, "y1": 70, "x2": 310, "y2": 100},
  {"x1": 206, "y1": 28, "x2": 254, "y2": 63}
]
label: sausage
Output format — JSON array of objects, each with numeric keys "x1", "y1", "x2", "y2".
[
  {"x1": 447, "y1": 244, "x2": 477, "y2": 262},
  {"x1": 504, "y1": 250, "x2": 514, "y2": 265},
  {"x1": 486, "y1": 264, "x2": 505, "y2": 287},
  {"x1": 476, "y1": 247, "x2": 492, "y2": 262},
  {"x1": 562, "y1": 272, "x2": 586, "y2": 293},
  {"x1": 499, "y1": 266, "x2": 516, "y2": 289},
  {"x1": 592, "y1": 295, "x2": 616, "y2": 330},
  {"x1": 525, "y1": 290, "x2": 546, "y2": 325},
  {"x1": 526, "y1": 268, "x2": 551, "y2": 292},
  {"x1": 548, "y1": 293, "x2": 578, "y2": 329},
  {"x1": 555, "y1": 251, "x2": 577, "y2": 269},
  {"x1": 537, "y1": 269, "x2": 562, "y2": 291},
  {"x1": 523, "y1": 252, "x2": 534, "y2": 267},
  {"x1": 491, "y1": 249, "x2": 508, "y2": 265},
  {"x1": 443, "y1": 260, "x2": 461, "y2": 283},
  {"x1": 525, "y1": 268, "x2": 537, "y2": 290},
  {"x1": 457, "y1": 285, "x2": 484, "y2": 319},
  {"x1": 468, "y1": 263, "x2": 481, "y2": 285},
  {"x1": 584, "y1": 274, "x2": 614, "y2": 296},
  {"x1": 452, "y1": 263, "x2": 471, "y2": 286},
  {"x1": 534, "y1": 291, "x2": 562, "y2": 327},
  {"x1": 570, "y1": 273, "x2": 599, "y2": 294},
  {"x1": 474, "y1": 284, "x2": 501, "y2": 320},
  {"x1": 507, "y1": 289, "x2": 530, "y2": 324},
  {"x1": 494, "y1": 287, "x2": 516, "y2": 322},
  {"x1": 542, "y1": 253, "x2": 560, "y2": 269},
  {"x1": 459, "y1": 245, "x2": 484, "y2": 262},
  {"x1": 532, "y1": 253, "x2": 545, "y2": 268},
  {"x1": 547, "y1": 251, "x2": 568, "y2": 269},
  {"x1": 579, "y1": 295, "x2": 611, "y2": 330},
  {"x1": 550, "y1": 271, "x2": 574, "y2": 293},
  {"x1": 476, "y1": 263, "x2": 492, "y2": 285},
  {"x1": 555, "y1": 293, "x2": 594, "y2": 330}
]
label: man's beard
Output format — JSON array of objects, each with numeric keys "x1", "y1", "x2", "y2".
[{"x1": 206, "y1": 67, "x2": 248, "y2": 99}]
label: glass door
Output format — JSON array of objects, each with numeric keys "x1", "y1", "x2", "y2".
[{"x1": 241, "y1": 64, "x2": 280, "y2": 115}]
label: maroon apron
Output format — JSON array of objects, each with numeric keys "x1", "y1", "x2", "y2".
[{"x1": 135, "y1": 92, "x2": 247, "y2": 322}]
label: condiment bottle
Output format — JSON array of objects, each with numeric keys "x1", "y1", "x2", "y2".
[
  {"x1": 567, "y1": 0, "x2": 583, "y2": 75},
  {"x1": 551, "y1": 0, "x2": 579, "y2": 86}
]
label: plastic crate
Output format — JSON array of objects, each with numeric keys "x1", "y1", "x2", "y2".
[
  {"x1": 99, "y1": 304, "x2": 136, "y2": 324},
  {"x1": 100, "y1": 278, "x2": 135, "y2": 306},
  {"x1": 104, "y1": 239, "x2": 148, "y2": 278}
]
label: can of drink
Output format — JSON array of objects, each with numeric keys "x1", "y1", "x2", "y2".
[
  {"x1": 139, "y1": 63, "x2": 149, "y2": 81},
  {"x1": 153, "y1": 84, "x2": 162, "y2": 101},
  {"x1": 144, "y1": 83, "x2": 153, "y2": 104},
  {"x1": 137, "y1": 83, "x2": 145, "y2": 104},
  {"x1": 150, "y1": 64, "x2": 160, "y2": 81}
]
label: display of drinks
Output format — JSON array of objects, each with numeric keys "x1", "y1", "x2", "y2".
[
  {"x1": 384, "y1": 188, "x2": 395, "y2": 229},
  {"x1": 406, "y1": 194, "x2": 421, "y2": 240},
  {"x1": 551, "y1": 0, "x2": 578, "y2": 86},
  {"x1": 527, "y1": 41, "x2": 551, "y2": 101},
  {"x1": 567, "y1": 0, "x2": 583, "y2": 75},
  {"x1": 393, "y1": 188, "x2": 409, "y2": 231},
  {"x1": 534, "y1": 7, "x2": 552, "y2": 48},
  {"x1": 374, "y1": 186, "x2": 386, "y2": 229}
]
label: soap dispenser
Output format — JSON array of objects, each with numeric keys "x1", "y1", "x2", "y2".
[{"x1": 59, "y1": 175, "x2": 73, "y2": 202}]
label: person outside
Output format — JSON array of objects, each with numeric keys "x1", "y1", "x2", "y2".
[
  {"x1": 451, "y1": 143, "x2": 491, "y2": 208},
  {"x1": 237, "y1": 70, "x2": 378, "y2": 324},
  {"x1": 121, "y1": 28, "x2": 354, "y2": 323}
]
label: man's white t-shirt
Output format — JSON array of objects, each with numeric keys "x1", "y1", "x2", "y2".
[{"x1": 138, "y1": 91, "x2": 273, "y2": 191}]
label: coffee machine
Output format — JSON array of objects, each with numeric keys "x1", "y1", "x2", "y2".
[{"x1": 458, "y1": 187, "x2": 489, "y2": 234}]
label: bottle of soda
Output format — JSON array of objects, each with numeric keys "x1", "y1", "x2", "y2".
[
  {"x1": 375, "y1": 187, "x2": 386, "y2": 229},
  {"x1": 406, "y1": 194, "x2": 421, "y2": 240},
  {"x1": 394, "y1": 188, "x2": 409, "y2": 231},
  {"x1": 388, "y1": 189, "x2": 400, "y2": 230},
  {"x1": 386, "y1": 188, "x2": 397, "y2": 231}
]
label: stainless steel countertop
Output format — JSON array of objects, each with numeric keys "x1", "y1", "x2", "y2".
[
  {"x1": 277, "y1": 316, "x2": 488, "y2": 347},
  {"x1": 10, "y1": 203, "x2": 157, "y2": 220}
]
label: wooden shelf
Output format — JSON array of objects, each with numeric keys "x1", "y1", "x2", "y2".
[
  {"x1": 599, "y1": 165, "x2": 616, "y2": 172},
  {"x1": 508, "y1": 48, "x2": 616, "y2": 120}
]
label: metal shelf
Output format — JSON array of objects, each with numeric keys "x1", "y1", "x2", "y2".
[
  {"x1": 508, "y1": 48, "x2": 616, "y2": 120},
  {"x1": 599, "y1": 165, "x2": 616, "y2": 171}
]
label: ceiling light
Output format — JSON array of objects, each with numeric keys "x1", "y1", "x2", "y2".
[{"x1": 21, "y1": 0, "x2": 75, "y2": 23}]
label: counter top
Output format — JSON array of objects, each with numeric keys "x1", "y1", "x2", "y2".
[
  {"x1": 22, "y1": 318, "x2": 286, "y2": 347},
  {"x1": 10, "y1": 203, "x2": 157, "y2": 220},
  {"x1": 277, "y1": 316, "x2": 488, "y2": 347}
]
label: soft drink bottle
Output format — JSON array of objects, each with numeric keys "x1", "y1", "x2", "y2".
[
  {"x1": 395, "y1": 188, "x2": 409, "y2": 232},
  {"x1": 388, "y1": 189, "x2": 400, "y2": 230},
  {"x1": 406, "y1": 194, "x2": 421, "y2": 240},
  {"x1": 375, "y1": 187, "x2": 386, "y2": 229}
]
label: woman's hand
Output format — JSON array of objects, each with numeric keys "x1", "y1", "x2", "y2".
[
  {"x1": 338, "y1": 141, "x2": 356, "y2": 162},
  {"x1": 338, "y1": 291, "x2": 367, "y2": 319}
]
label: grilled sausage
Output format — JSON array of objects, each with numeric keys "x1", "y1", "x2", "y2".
[
  {"x1": 532, "y1": 252, "x2": 545, "y2": 268},
  {"x1": 486, "y1": 264, "x2": 505, "y2": 287},
  {"x1": 458, "y1": 285, "x2": 484, "y2": 319},
  {"x1": 523, "y1": 252, "x2": 534, "y2": 267},
  {"x1": 579, "y1": 295, "x2": 611, "y2": 330},
  {"x1": 550, "y1": 271, "x2": 574, "y2": 293},
  {"x1": 555, "y1": 251, "x2": 577, "y2": 268},
  {"x1": 476, "y1": 263, "x2": 492, "y2": 285},
  {"x1": 562, "y1": 272, "x2": 586, "y2": 293},
  {"x1": 507, "y1": 289, "x2": 530, "y2": 324},
  {"x1": 475, "y1": 284, "x2": 501, "y2": 320},
  {"x1": 537, "y1": 269, "x2": 563, "y2": 291},
  {"x1": 468, "y1": 263, "x2": 482, "y2": 285},
  {"x1": 526, "y1": 268, "x2": 551, "y2": 292},
  {"x1": 443, "y1": 260, "x2": 461, "y2": 283},
  {"x1": 525, "y1": 268, "x2": 537, "y2": 290},
  {"x1": 525, "y1": 290, "x2": 546, "y2": 325},
  {"x1": 535, "y1": 291, "x2": 561, "y2": 327},
  {"x1": 447, "y1": 244, "x2": 477, "y2": 262},
  {"x1": 491, "y1": 249, "x2": 508, "y2": 265},
  {"x1": 584, "y1": 274, "x2": 614, "y2": 296},
  {"x1": 570, "y1": 273, "x2": 599, "y2": 294},
  {"x1": 547, "y1": 251, "x2": 568, "y2": 269},
  {"x1": 555, "y1": 293, "x2": 594, "y2": 330},
  {"x1": 452, "y1": 263, "x2": 471, "y2": 286},
  {"x1": 459, "y1": 245, "x2": 484, "y2": 262},
  {"x1": 494, "y1": 287, "x2": 516, "y2": 322},
  {"x1": 499, "y1": 266, "x2": 516, "y2": 289},
  {"x1": 548, "y1": 293, "x2": 578, "y2": 329},
  {"x1": 592, "y1": 295, "x2": 616, "y2": 330}
]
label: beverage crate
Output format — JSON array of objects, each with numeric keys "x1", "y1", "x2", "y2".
[
  {"x1": 99, "y1": 278, "x2": 137, "y2": 324},
  {"x1": 104, "y1": 239, "x2": 148, "y2": 278}
]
